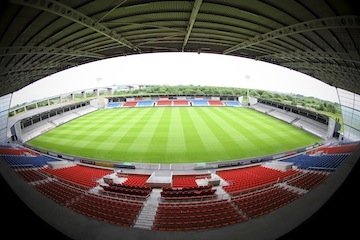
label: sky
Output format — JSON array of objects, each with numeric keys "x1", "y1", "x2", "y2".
[{"x1": 10, "y1": 52, "x2": 339, "y2": 107}]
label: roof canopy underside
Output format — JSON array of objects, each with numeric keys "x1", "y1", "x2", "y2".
[{"x1": 1, "y1": 0, "x2": 359, "y2": 97}]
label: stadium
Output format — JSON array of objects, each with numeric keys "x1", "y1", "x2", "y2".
[{"x1": 1, "y1": 1, "x2": 360, "y2": 240}]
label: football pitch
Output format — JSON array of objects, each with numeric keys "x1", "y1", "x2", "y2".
[{"x1": 26, "y1": 107, "x2": 322, "y2": 163}]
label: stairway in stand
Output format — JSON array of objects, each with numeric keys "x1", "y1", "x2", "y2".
[{"x1": 133, "y1": 188, "x2": 161, "y2": 230}]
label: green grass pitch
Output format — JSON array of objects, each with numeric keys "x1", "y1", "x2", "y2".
[{"x1": 26, "y1": 107, "x2": 322, "y2": 163}]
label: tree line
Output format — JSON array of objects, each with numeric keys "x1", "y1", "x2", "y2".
[{"x1": 114, "y1": 84, "x2": 340, "y2": 114}]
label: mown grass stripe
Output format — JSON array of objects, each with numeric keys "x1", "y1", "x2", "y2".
[
  {"x1": 166, "y1": 107, "x2": 187, "y2": 162},
  {"x1": 105, "y1": 107, "x2": 161, "y2": 161},
  {"x1": 180, "y1": 107, "x2": 211, "y2": 162},
  {"x1": 127, "y1": 107, "x2": 168, "y2": 162},
  {"x1": 186, "y1": 107, "x2": 229, "y2": 161}
]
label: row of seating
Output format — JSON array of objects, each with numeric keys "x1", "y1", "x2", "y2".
[
  {"x1": 161, "y1": 186, "x2": 215, "y2": 198},
  {"x1": 41, "y1": 165, "x2": 113, "y2": 189},
  {"x1": 32, "y1": 179, "x2": 85, "y2": 206},
  {"x1": 1, "y1": 155, "x2": 59, "y2": 168},
  {"x1": 153, "y1": 199, "x2": 245, "y2": 231},
  {"x1": 306, "y1": 142, "x2": 359, "y2": 154},
  {"x1": 231, "y1": 185, "x2": 302, "y2": 219},
  {"x1": 100, "y1": 184, "x2": 151, "y2": 197},
  {"x1": 171, "y1": 174, "x2": 209, "y2": 188},
  {"x1": 280, "y1": 153, "x2": 349, "y2": 171},
  {"x1": 162, "y1": 184, "x2": 212, "y2": 191},
  {"x1": 217, "y1": 165, "x2": 299, "y2": 195},
  {"x1": 286, "y1": 171, "x2": 330, "y2": 190},
  {"x1": 67, "y1": 192, "x2": 143, "y2": 227},
  {"x1": 0, "y1": 146, "x2": 39, "y2": 156},
  {"x1": 15, "y1": 167, "x2": 49, "y2": 182},
  {"x1": 118, "y1": 173, "x2": 151, "y2": 187},
  {"x1": 106, "y1": 100, "x2": 241, "y2": 108}
]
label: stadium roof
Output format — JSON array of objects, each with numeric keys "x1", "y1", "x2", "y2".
[{"x1": 1, "y1": 0, "x2": 360, "y2": 98}]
